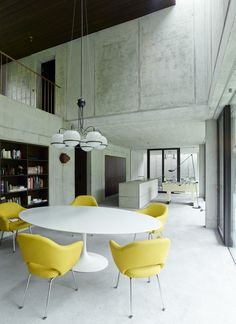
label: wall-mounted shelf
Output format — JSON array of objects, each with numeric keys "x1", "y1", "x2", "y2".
[{"x1": 0, "y1": 139, "x2": 49, "y2": 208}]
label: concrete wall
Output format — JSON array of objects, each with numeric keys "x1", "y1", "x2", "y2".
[
  {"x1": 2, "y1": 0, "x2": 228, "y2": 208},
  {"x1": 67, "y1": 0, "x2": 208, "y2": 120},
  {"x1": 207, "y1": 0, "x2": 236, "y2": 117},
  {"x1": 205, "y1": 120, "x2": 218, "y2": 228},
  {"x1": 0, "y1": 94, "x2": 75, "y2": 205},
  {"x1": 199, "y1": 144, "x2": 205, "y2": 198},
  {"x1": 90, "y1": 143, "x2": 130, "y2": 203},
  {"x1": 4, "y1": 44, "x2": 68, "y2": 118},
  {"x1": 6, "y1": 0, "x2": 210, "y2": 124}
]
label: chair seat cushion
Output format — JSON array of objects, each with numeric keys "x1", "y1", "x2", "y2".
[
  {"x1": 28, "y1": 262, "x2": 60, "y2": 278},
  {"x1": 8, "y1": 220, "x2": 30, "y2": 231},
  {"x1": 125, "y1": 264, "x2": 162, "y2": 278}
]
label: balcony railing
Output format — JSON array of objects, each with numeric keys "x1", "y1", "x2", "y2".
[{"x1": 0, "y1": 51, "x2": 61, "y2": 114}]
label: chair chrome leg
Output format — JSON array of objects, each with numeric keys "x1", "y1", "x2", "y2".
[
  {"x1": 156, "y1": 275, "x2": 165, "y2": 311},
  {"x1": 129, "y1": 278, "x2": 133, "y2": 318},
  {"x1": 0, "y1": 231, "x2": 4, "y2": 245},
  {"x1": 114, "y1": 272, "x2": 120, "y2": 289},
  {"x1": 71, "y1": 270, "x2": 78, "y2": 291},
  {"x1": 147, "y1": 277, "x2": 151, "y2": 283},
  {"x1": 43, "y1": 278, "x2": 54, "y2": 320},
  {"x1": 12, "y1": 231, "x2": 16, "y2": 253},
  {"x1": 19, "y1": 273, "x2": 31, "y2": 309},
  {"x1": 133, "y1": 233, "x2": 136, "y2": 241},
  {"x1": 29, "y1": 227, "x2": 32, "y2": 234}
]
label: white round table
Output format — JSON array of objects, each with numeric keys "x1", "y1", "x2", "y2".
[{"x1": 20, "y1": 206, "x2": 161, "y2": 273}]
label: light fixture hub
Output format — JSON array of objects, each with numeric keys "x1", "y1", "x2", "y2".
[{"x1": 77, "y1": 98, "x2": 86, "y2": 108}]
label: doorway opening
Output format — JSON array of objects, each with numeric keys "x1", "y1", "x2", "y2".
[{"x1": 41, "y1": 60, "x2": 55, "y2": 114}]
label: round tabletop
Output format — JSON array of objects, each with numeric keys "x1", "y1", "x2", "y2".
[{"x1": 20, "y1": 205, "x2": 161, "y2": 235}]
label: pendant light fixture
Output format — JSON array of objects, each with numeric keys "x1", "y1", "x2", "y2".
[{"x1": 51, "y1": 0, "x2": 108, "y2": 152}]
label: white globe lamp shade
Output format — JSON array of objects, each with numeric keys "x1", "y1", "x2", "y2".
[
  {"x1": 95, "y1": 136, "x2": 108, "y2": 150},
  {"x1": 86, "y1": 131, "x2": 103, "y2": 148},
  {"x1": 51, "y1": 133, "x2": 65, "y2": 149},
  {"x1": 63, "y1": 130, "x2": 81, "y2": 147},
  {"x1": 80, "y1": 140, "x2": 93, "y2": 152}
]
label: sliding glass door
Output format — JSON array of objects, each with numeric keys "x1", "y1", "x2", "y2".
[
  {"x1": 217, "y1": 106, "x2": 231, "y2": 246},
  {"x1": 230, "y1": 106, "x2": 236, "y2": 260},
  {"x1": 218, "y1": 112, "x2": 225, "y2": 238},
  {"x1": 147, "y1": 148, "x2": 180, "y2": 190}
]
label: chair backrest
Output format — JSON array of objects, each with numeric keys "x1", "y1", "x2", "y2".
[
  {"x1": 138, "y1": 203, "x2": 168, "y2": 228},
  {"x1": 17, "y1": 233, "x2": 83, "y2": 276},
  {"x1": 110, "y1": 237, "x2": 171, "y2": 275},
  {"x1": 0, "y1": 202, "x2": 25, "y2": 218},
  {"x1": 0, "y1": 202, "x2": 25, "y2": 231},
  {"x1": 144, "y1": 203, "x2": 167, "y2": 217},
  {"x1": 71, "y1": 195, "x2": 98, "y2": 207}
]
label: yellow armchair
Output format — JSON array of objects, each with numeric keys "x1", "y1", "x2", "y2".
[
  {"x1": 0, "y1": 202, "x2": 31, "y2": 252},
  {"x1": 137, "y1": 203, "x2": 168, "y2": 237},
  {"x1": 110, "y1": 237, "x2": 171, "y2": 318},
  {"x1": 17, "y1": 233, "x2": 83, "y2": 319},
  {"x1": 71, "y1": 195, "x2": 98, "y2": 207}
]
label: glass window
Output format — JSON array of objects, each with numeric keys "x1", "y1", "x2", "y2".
[
  {"x1": 180, "y1": 153, "x2": 198, "y2": 181},
  {"x1": 150, "y1": 150, "x2": 162, "y2": 180},
  {"x1": 164, "y1": 149, "x2": 178, "y2": 181},
  {"x1": 230, "y1": 106, "x2": 236, "y2": 261}
]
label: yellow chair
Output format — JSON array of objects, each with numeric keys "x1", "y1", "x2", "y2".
[
  {"x1": 71, "y1": 195, "x2": 98, "y2": 207},
  {"x1": 0, "y1": 202, "x2": 31, "y2": 252},
  {"x1": 135, "y1": 203, "x2": 168, "y2": 239},
  {"x1": 17, "y1": 233, "x2": 83, "y2": 319},
  {"x1": 110, "y1": 237, "x2": 171, "y2": 318}
]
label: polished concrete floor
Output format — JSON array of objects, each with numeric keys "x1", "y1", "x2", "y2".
[{"x1": 0, "y1": 194, "x2": 236, "y2": 324}]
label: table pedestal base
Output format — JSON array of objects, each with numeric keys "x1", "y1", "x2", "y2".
[
  {"x1": 73, "y1": 252, "x2": 108, "y2": 272},
  {"x1": 72, "y1": 233, "x2": 108, "y2": 272}
]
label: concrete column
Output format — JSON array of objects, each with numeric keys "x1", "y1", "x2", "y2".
[
  {"x1": 199, "y1": 144, "x2": 205, "y2": 198},
  {"x1": 205, "y1": 120, "x2": 217, "y2": 228}
]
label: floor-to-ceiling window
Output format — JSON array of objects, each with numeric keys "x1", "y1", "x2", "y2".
[
  {"x1": 147, "y1": 148, "x2": 200, "y2": 192},
  {"x1": 217, "y1": 106, "x2": 231, "y2": 246},
  {"x1": 230, "y1": 106, "x2": 236, "y2": 261},
  {"x1": 147, "y1": 148, "x2": 180, "y2": 191}
]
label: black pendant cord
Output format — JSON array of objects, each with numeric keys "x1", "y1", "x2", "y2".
[
  {"x1": 85, "y1": 0, "x2": 89, "y2": 38},
  {"x1": 80, "y1": 0, "x2": 83, "y2": 98},
  {"x1": 66, "y1": 0, "x2": 77, "y2": 121}
]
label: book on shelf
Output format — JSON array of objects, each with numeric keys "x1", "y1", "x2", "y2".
[
  {"x1": 0, "y1": 196, "x2": 22, "y2": 204},
  {"x1": 0, "y1": 180, "x2": 26, "y2": 193},
  {"x1": 28, "y1": 176, "x2": 44, "y2": 190},
  {"x1": 0, "y1": 180, "x2": 8, "y2": 193},
  {"x1": 28, "y1": 165, "x2": 44, "y2": 175}
]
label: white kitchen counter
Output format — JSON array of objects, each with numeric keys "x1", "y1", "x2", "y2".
[{"x1": 119, "y1": 179, "x2": 158, "y2": 209}]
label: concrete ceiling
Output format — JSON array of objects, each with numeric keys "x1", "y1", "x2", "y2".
[
  {"x1": 100, "y1": 120, "x2": 205, "y2": 149},
  {"x1": 71, "y1": 104, "x2": 208, "y2": 149},
  {"x1": 0, "y1": 0, "x2": 175, "y2": 59}
]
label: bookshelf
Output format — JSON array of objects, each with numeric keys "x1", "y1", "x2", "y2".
[{"x1": 0, "y1": 139, "x2": 49, "y2": 208}]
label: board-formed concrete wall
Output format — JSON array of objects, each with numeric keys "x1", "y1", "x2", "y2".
[
  {"x1": 0, "y1": 0, "x2": 231, "y2": 209},
  {"x1": 4, "y1": 0, "x2": 231, "y2": 125},
  {"x1": 7, "y1": 0, "x2": 210, "y2": 122},
  {"x1": 205, "y1": 120, "x2": 217, "y2": 228}
]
